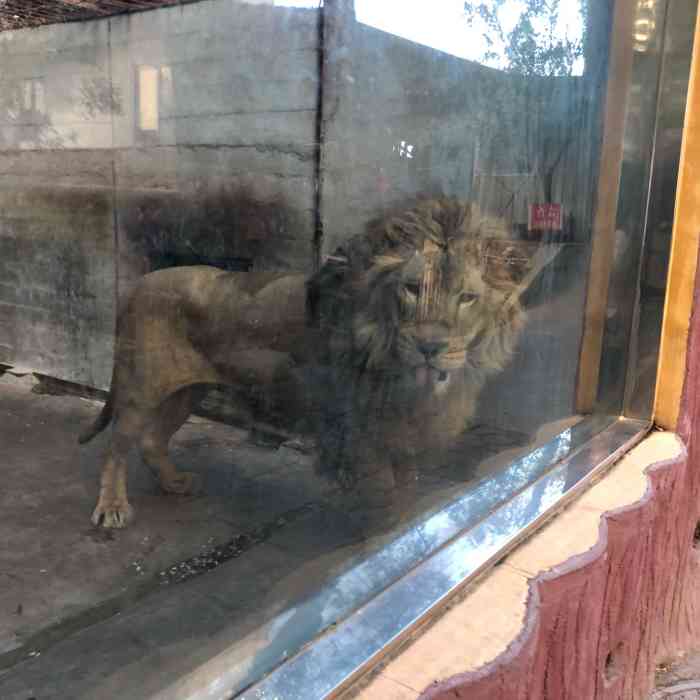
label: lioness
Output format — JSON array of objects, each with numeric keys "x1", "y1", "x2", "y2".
[{"x1": 80, "y1": 198, "x2": 555, "y2": 529}]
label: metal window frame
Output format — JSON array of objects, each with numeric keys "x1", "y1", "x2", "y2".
[{"x1": 163, "y1": 417, "x2": 649, "y2": 700}]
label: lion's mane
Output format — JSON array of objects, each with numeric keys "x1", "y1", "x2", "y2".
[{"x1": 306, "y1": 197, "x2": 534, "y2": 482}]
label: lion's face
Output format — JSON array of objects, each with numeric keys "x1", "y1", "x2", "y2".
[
  {"x1": 307, "y1": 197, "x2": 553, "y2": 478},
  {"x1": 343, "y1": 200, "x2": 528, "y2": 392}
]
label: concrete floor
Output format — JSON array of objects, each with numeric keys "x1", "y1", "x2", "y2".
[
  {"x1": 0, "y1": 370, "x2": 331, "y2": 654},
  {"x1": 0, "y1": 370, "x2": 552, "y2": 699},
  {"x1": 0, "y1": 370, "x2": 359, "y2": 698}
]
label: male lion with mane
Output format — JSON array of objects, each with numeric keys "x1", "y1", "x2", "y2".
[{"x1": 80, "y1": 197, "x2": 555, "y2": 530}]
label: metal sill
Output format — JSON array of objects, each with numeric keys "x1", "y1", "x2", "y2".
[{"x1": 176, "y1": 416, "x2": 650, "y2": 700}]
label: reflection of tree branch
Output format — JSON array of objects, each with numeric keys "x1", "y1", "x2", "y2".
[
  {"x1": 464, "y1": 0, "x2": 585, "y2": 75},
  {"x1": 464, "y1": 0, "x2": 587, "y2": 203}
]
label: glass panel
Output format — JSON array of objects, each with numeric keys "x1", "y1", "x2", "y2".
[
  {"x1": 605, "y1": 0, "x2": 698, "y2": 417},
  {"x1": 630, "y1": 0, "x2": 699, "y2": 415},
  {"x1": 0, "y1": 0, "x2": 694, "y2": 697},
  {"x1": 597, "y1": 0, "x2": 698, "y2": 416}
]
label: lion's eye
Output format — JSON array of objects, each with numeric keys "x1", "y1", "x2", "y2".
[{"x1": 459, "y1": 292, "x2": 479, "y2": 306}]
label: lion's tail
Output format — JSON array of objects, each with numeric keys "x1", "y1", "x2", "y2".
[
  {"x1": 79, "y1": 308, "x2": 128, "y2": 445},
  {"x1": 78, "y1": 387, "x2": 115, "y2": 444},
  {"x1": 78, "y1": 326, "x2": 120, "y2": 445}
]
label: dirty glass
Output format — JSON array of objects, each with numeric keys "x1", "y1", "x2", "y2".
[{"x1": 0, "y1": 0, "x2": 694, "y2": 697}]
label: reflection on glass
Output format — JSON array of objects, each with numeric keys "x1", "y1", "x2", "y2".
[
  {"x1": 137, "y1": 65, "x2": 160, "y2": 132},
  {"x1": 0, "y1": 0, "x2": 694, "y2": 697},
  {"x1": 358, "y1": 0, "x2": 585, "y2": 74},
  {"x1": 635, "y1": 0, "x2": 658, "y2": 50},
  {"x1": 598, "y1": 0, "x2": 698, "y2": 417}
]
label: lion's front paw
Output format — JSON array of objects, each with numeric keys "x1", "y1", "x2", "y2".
[
  {"x1": 92, "y1": 499, "x2": 134, "y2": 529},
  {"x1": 160, "y1": 471, "x2": 202, "y2": 496}
]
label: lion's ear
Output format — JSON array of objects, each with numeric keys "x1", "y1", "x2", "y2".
[{"x1": 506, "y1": 243, "x2": 563, "y2": 311}]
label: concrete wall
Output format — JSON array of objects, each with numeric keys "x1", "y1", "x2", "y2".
[
  {"x1": 108, "y1": 1, "x2": 319, "y2": 295},
  {"x1": 0, "y1": 0, "x2": 319, "y2": 388},
  {"x1": 0, "y1": 11, "x2": 117, "y2": 386}
]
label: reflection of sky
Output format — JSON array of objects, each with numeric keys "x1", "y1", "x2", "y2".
[
  {"x1": 356, "y1": 0, "x2": 585, "y2": 75},
  {"x1": 265, "y1": 0, "x2": 585, "y2": 74}
]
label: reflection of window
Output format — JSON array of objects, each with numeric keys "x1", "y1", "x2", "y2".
[
  {"x1": 21, "y1": 79, "x2": 46, "y2": 118},
  {"x1": 136, "y1": 65, "x2": 173, "y2": 142},
  {"x1": 137, "y1": 65, "x2": 159, "y2": 132}
]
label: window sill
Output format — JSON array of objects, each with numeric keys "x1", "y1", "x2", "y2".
[
  {"x1": 157, "y1": 418, "x2": 653, "y2": 700},
  {"x1": 348, "y1": 430, "x2": 684, "y2": 699}
]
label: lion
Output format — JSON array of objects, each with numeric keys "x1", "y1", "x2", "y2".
[{"x1": 80, "y1": 197, "x2": 556, "y2": 530}]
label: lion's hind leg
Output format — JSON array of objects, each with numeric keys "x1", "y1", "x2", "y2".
[
  {"x1": 92, "y1": 418, "x2": 142, "y2": 528},
  {"x1": 141, "y1": 386, "x2": 204, "y2": 496}
]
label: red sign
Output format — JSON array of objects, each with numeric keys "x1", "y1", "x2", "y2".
[{"x1": 528, "y1": 203, "x2": 563, "y2": 231}]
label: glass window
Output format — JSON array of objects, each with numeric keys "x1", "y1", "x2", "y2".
[
  {"x1": 137, "y1": 65, "x2": 160, "y2": 133},
  {"x1": 0, "y1": 0, "x2": 695, "y2": 696}
]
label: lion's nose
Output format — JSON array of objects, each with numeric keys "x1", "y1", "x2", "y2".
[{"x1": 418, "y1": 339, "x2": 448, "y2": 359}]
